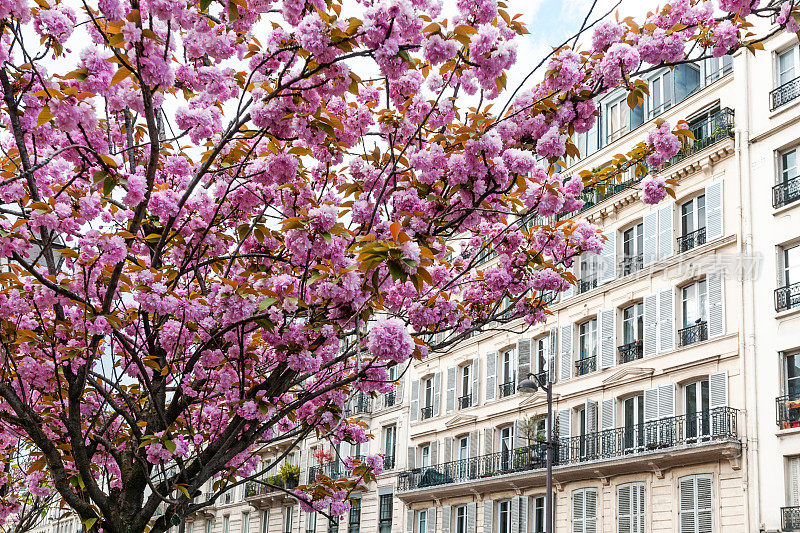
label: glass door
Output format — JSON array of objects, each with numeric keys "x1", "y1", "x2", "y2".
[
  {"x1": 685, "y1": 380, "x2": 710, "y2": 442},
  {"x1": 623, "y1": 395, "x2": 644, "y2": 453},
  {"x1": 457, "y1": 436, "x2": 469, "y2": 480},
  {"x1": 500, "y1": 426, "x2": 513, "y2": 471}
]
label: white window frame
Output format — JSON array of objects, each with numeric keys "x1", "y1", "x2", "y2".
[
  {"x1": 497, "y1": 500, "x2": 512, "y2": 533},
  {"x1": 621, "y1": 222, "x2": 644, "y2": 275},
  {"x1": 621, "y1": 302, "x2": 644, "y2": 345},
  {"x1": 243, "y1": 513, "x2": 250, "y2": 533},
  {"x1": 680, "y1": 194, "x2": 706, "y2": 237},
  {"x1": 777, "y1": 45, "x2": 800, "y2": 87},
  {"x1": 423, "y1": 377, "x2": 434, "y2": 410},
  {"x1": 455, "y1": 506, "x2": 467, "y2": 533},
  {"x1": 284, "y1": 507, "x2": 294, "y2": 533},
  {"x1": 420, "y1": 444, "x2": 430, "y2": 468},
  {"x1": 535, "y1": 335, "x2": 548, "y2": 374},
  {"x1": 383, "y1": 425, "x2": 396, "y2": 459},
  {"x1": 532, "y1": 496, "x2": 546, "y2": 533},
  {"x1": 781, "y1": 147, "x2": 799, "y2": 184},
  {"x1": 572, "y1": 488, "x2": 598, "y2": 533},
  {"x1": 649, "y1": 70, "x2": 673, "y2": 118},
  {"x1": 578, "y1": 319, "x2": 598, "y2": 362},
  {"x1": 681, "y1": 280, "x2": 708, "y2": 329},
  {"x1": 418, "y1": 510, "x2": 427, "y2": 533},
  {"x1": 460, "y1": 364, "x2": 472, "y2": 400},
  {"x1": 500, "y1": 347, "x2": 517, "y2": 387},
  {"x1": 617, "y1": 482, "x2": 646, "y2": 533}
]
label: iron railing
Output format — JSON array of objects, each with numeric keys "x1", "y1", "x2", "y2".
[
  {"x1": 575, "y1": 356, "x2": 596, "y2": 376},
  {"x1": 677, "y1": 227, "x2": 707, "y2": 253},
  {"x1": 783, "y1": 506, "x2": 800, "y2": 531},
  {"x1": 618, "y1": 341, "x2": 643, "y2": 364},
  {"x1": 396, "y1": 408, "x2": 738, "y2": 492},
  {"x1": 678, "y1": 321, "x2": 708, "y2": 347},
  {"x1": 458, "y1": 393, "x2": 473, "y2": 409},
  {"x1": 346, "y1": 394, "x2": 372, "y2": 416},
  {"x1": 578, "y1": 278, "x2": 598, "y2": 294},
  {"x1": 776, "y1": 393, "x2": 800, "y2": 429},
  {"x1": 383, "y1": 455, "x2": 395, "y2": 470},
  {"x1": 308, "y1": 461, "x2": 344, "y2": 481},
  {"x1": 620, "y1": 255, "x2": 644, "y2": 276},
  {"x1": 770, "y1": 76, "x2": 800, "y2": 110},
  {"x1": 420, "y1": 406, "x2": 434, "y2": 420},
  {"x1": 384, "y1": 390, "x2": 397, "y2": 408},
  {"x1": 555, "y1": 176, "x2": 643, "y2": 221},
  {"x1": 499, "y1": 381, "x2": 516, "y2": 398},
  {"x1": 773, "y1": 176, "x2": 800, "y2": 209},
  {"x1": 661, "y1": 108, "x2": 734, "y2": 170},
  {"x1": 776, "y1": 282, "x2": 800, "y2": 312}
]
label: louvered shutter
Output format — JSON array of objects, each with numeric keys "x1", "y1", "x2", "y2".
[
  {"x1": 643, "y1": 211, "x2": 658, "y2": 265},
  {"x1": 618, "y1": 484, "x2": 632, "y2": 533},
  {"x1": 430, "y1": 440, "x2": 439, "y2": 466},
  {"x1": 599, "y1": 230, "x2": 617, "y2": 284},
  {"x1": 586, "y1": 400, "x2": 598, "y2": 457},
  {"x1": 558, "y1": 409, "x2": 572, "y2": 439},
  {"x1": 395, "y1": 373, "x2": 404, "y2": 406},
  {"x1": 600, "y1": 398, "x2": 614, "y2": 455},
  {"x1": 548, "y1": 327, "x2": 558, "y2": 382},
  {"x1": 483, "y1": 427, "x2": 494, "y2": 454},
  {"x1": 467, "y1": 503, "x2": 477, "y2": 533},
  {"x1": 559, "y1": 324, "x2": 573, "y2": 381},
  {"x1": 428, "y1": 508, "x2": 437, "y2": 531},
  {"x1": 446, "y1": 367, "x2": 457, "y2": 413},
  {"x1": 410, "y1": 379, "x2": 420, "y2": 423},
  {"x1": 486, "y1": 352, "x2": 497, "y2": 402},
  {"x1": 599, "y1": 308, "x2": 616, "y2": 369},
  {"x1": 483, "y1": 501, "x2": 494, "y2": 533},
  {"x1": 706, "y1": 180, "x2": 724, "y2": 241},
  {"x1": 511, "y1": 496, "x2": 520, "y2": 533},
  {"x1": 697, "y1": 476, "x2": 713, "y2": 533},
  {"x1": 789, "y1": 457, "x2": 800, "y2": 506},
  {"x1": 471, "y1": 361, "x2": 480, "y2": 405},
  {"x1": 563, "y1": 264, "x2": 575, "y2": 298},
  {"x1": 517, "y1": 339, "x2": 531, "y2": 386},
  {"x1": 635, "y1": 483, "x2": 646, "y2": 533},
  {"x1": 433, "y1": 372, "x2": 442, "y2": 416},
  {"x1": 658, "y1": 203, "x2": 674, "y2": 260},
  {"x1": 443, "y1": 437, "x2": 452, "y2": 463},
  {"x1": 514, "y1": 419, "x2": 527, "y2": 449},
  {"x1": 442, "y1": 506, "x2": 451, "y2": 533},
  {"x1": 644, "y1": 388, "x2": 658, "y2": 423},
  {"x1": 679, "y1": 477, "x2": 696, "y2": 533},
  {"x1": 585, "y1": 489, "x2": 597, "y2": 533},
  {"x1": 707, "y1": 270, "x2": 725, "y2": 339},
  {"x1": 658, "y1": 384, "x2": 675, "y2": 418},
  {"x1": 469, "y1": 431, "x2": 478, "y2": 458},
  {"x1": 572, "y1": 490, "x2": 584, "y2": 533},
  {"x1": 407, "y1": 447, "x2": 416, "y2": 470},
  {"x1": 643, "y1": 294, "x2": 658, "y2": 357},
  {"x1": 406, "y1": 510, "x2": 414, "y2": 533},
  {"x1": 658, "y1": 288, "x2": 675, "y2": 353},
  {"x1": 518, "y1": 496, "x2": 528, "y2": 533}
]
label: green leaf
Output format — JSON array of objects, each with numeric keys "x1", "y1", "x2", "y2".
[
  {"x1": 163, "y1": 439, "x2": 177, "y2": 453},
  {"x1": 258, "y1": 297, "x2": 277, "y2": 310},
  {"x1": 199, "y1": 0, "x2": 212, "y2": 9},
  {"x1": 83, "y1": 518, "x2": 98, "y2": 530},
  {"x1": 103, "y1": 175, "x2": 117, "y2": 196}
]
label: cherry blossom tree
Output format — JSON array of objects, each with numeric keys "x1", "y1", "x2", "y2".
[{"x1": 0, "y1": 0, "x2": 794, "y2": 532}]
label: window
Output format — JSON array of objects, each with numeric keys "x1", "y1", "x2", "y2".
[
  {"x1": 284, "y1": 508, "x2": 293, "y2": 533},
  {"x1": 306, "y1": 512, "x2": 316, "y2": 533},
  {"x1": 706, "y1": 55, "x2": 732, "y2": 83},
  {"x1": 621, "y1": 223, "x2": 644, "y2": 275},
  {"x1": 385, "y1": 365, "x2": 398, "y2": 406},
  {"x1": 456, "y1": 435, "x2": 469, "y2": 480},
  {"x1": 617, "y1": 482, "x2": 646, "y2": 533},
  {"x1": 418, "y1": 510, "x2": 427, "y2": 533},
  {"x1": 572, "y1": 488, "x2": 598, "y2": 533},
  {"x1": 261, "y1": 512, "x2": 268, "y2": 533},
  {"x1": 577, "y1": 319, "x2": 598, "y2": 375},
  {"x1": 678, "y1": 195, "x2": 706, "y2": 252},
  {"x1": 679, "y1": 475, "x2": 713, "y2": 533},
  {"x1": 460, "y1": 364, "x2": 472, "y2": 408},
  {"x1": 776, "y1": 148, "x2": 800, "y2": 208},
  {"x1": 455, "y1": 506, "x2": 467, "y2": 533},
  {"x1": 188, "y1": 523, "x2": 194, "y2": 533},
  {"x1": 383, "y1": 425, "x2": 396, "y2": 468},
  {"x1": 674, "y1": 64, "x2": 701, "y2": 102},
  {"x1": 327, "y1": 517, "x2": 338, "y2": 533},
  {"x1": 685, "y1": 380, "x2": 711, "y2": 441},
  {"x1": 532, "y1": 496, "x2": 545, "y2": 533},
  {"x1": 243, "y1": 513, "x2": 250, "y2": 533},
  {"x1": 620, "y1": 303, "x2": 644, "y2": 363},
  {"x1": 499, "y1": 425, "x2": 514, "y2": 471},
  {"x1": 778, "y1": 244, "x2": 800, "y2": 311},
  {"x1": 498, "y1": 500, "x2": 512, "y2": 533},
  {"x1": 347, "y1": 499, "x2": 360, "y2": 533},
  {"x1": 788, "y1": 457, "x2": 800, "y2": 510},
  {"x1": 786, "y1": 354, "x2": 800, "y2": 399},
  {"x1": 778, "y1": 45, "x2": 799, "y2": 87},
  {"x1": 499, "y1": 348, "x2": 516, "y2": 397},
  {"x1": 420, "y1": 444, "x2": 430, "y2": 468},
  {"x1": 650, "y1": 70, "x2": 673, "y2": 117},
  {"x1": 782, "y1": 149, "x2": 798, "y2": 185},
  {"x1": 680, "y1": 281, "x2": 708, "y2": 346},
  {"x1": 422, "y1": 377, "x2": 434, "y2": 418},
  {"x1": 207, "y1": 520, "x2": 214, "y2": 533},
  {"x1": 535, "y1": 336, "x2": 549, "y2": 377},
  {"x1": 578, "y1": 254, "x2": 599, "y2": 293},
  {"x1": 623, "y1": 394, "x2": 644, "y2": 451},
  {"x1": 606, "y1": 98, "x2": 644, "y2": 143},
  {"x1": 378, "y1": 494, "x2": 393, "y2": 533}
]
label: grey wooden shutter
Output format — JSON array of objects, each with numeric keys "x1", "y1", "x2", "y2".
[
  {"x1": 407, "y1": 447, "x2": 416, "y2": 470},
  {"x1": 790, "y1": 457, "x2": 800, "y2": 507},
  {"x1": 467, "y1": 503, "x2": 477, "y2": 533},
  {"x1": 706, "y1": 179, "x2": 723, "y2": 241},
  {"x1": 599, "y1": 230, "x2": 617, "y2": 284},
  {"x1": 585, "y1": 489, "x2": 597, "y2": 533},
  {"x1": 515, "y1": 419, "x2": 527, "y2": 448},
  {"x1": 562, "y1": 264, "x2": 575, "y2": 298},
  {"x1": 395, "y1": 373, "x2": 404, "y2": 406},
  {"x1": 485, "y1": 352, "x2": 497, "y2": 402},
  {"x1": 559, "y1": 324, "x2": 573, "y2": 381},
  {"x1": 599, "y1": 308, "x2": 616, "y2": 369},
  {"x1": 658, "y1": 384, "x2": 675, "y2": 419},
  {"x1": 618, "y1": 484, "x2": 632, "y2": 533},
  {"x1": 410, "y1": 379, "x2": 420, "y2": 422},
  {"x1": 600, "y1": 398, "x2": 615, "y2": 431},
  {"x1": 548, "y1": 327, "x2": 558, "y2": 382},
  {"x1": 658, "y1": 288, "x2": 675, "y2": 353},
  {"x1": 558, "y1": 409, "x2": 572, "y2": 442},
  {"x1": 658, "y1": 203, "x2": 674, "y2": 260},
  {"x1": 696, "y1": 476, "x2": 713, "y2": 533},
  {"x1": 441, "y1": 506, "x2": 451, "y2": 533},
  {"x1": 511, "y1": 497, "x2": 520, "y2": 533},
  {"x1": 680, "y1": 475, "x2": 713, "y2": 533},
  {"x1": 433, "y1": 372, "x2": 442, "y2": 416},
  {"x1": 443, "y1": 437, "x2": 452, "y2": 463},
  {"x1": 679, "y1": 477, "x2": 695, "y2": 533},
  {"x1": 406, "y1": 510, "x2": 414, "y2": 533},
  {"x1": 643, "y1": 294, "x2": 658, "y2": 357},
  {"x1": 572, "y1": 490, "x2": 584, "y2": 533},
  {"x1": 483, "y1": 500, "x2": 494, "y2": 533},
  {"x1": 518, "y1": 496, "x2": 528, "y2": 533},
  {"x1": 430, "y1": 440, "x2": 438, "y2": 465},
  {"x1": 471, "y1": 360, "x2": 480, "y2": 405},
  {"x1": 517, "y1": 339, "x2": 532, "y2": 386},
  {"x1": 709, "y1": 371, "x2": 728, "y2": 409},
  {"x1": 644, "y1": 388, "x2": 659, "y2": 423},
  {"x1": 483, "y1": 427, "x2": 494, "y2": 454},
  {"x1": 643, "y1": 211, "x2": 658, "y2": 265},
  {"x1": 446, "y1": 366, "x2": 457, "y2": 413},
  {"x1": 469, "y1": 431, "x2": 478, "y2": 458},
  {"x1": 586, "y1": 400, "x2": 598, "y2": 434},
  {"x1": 707, "y1": 270, "x2": 725, "y2": 338},
  {"x1": 428, "y1": 508, "x2": 437, "y2": 531}
]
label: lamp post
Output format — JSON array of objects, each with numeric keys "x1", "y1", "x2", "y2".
[{"x1": 519, "y1": 364, "x2": 554, "y2": 533}]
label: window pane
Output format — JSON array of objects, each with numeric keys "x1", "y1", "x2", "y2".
[
  {"x1": 675, "y1": 64, "x2": 701, "y2": 102},
  {"x1": 779, "y1": 49, "x2": 797, "y2": 85},
  {"x1": 783, "y1": 149, "x2": 798, "y2": 182}
]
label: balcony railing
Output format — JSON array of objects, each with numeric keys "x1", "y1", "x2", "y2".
[
  {"x1": 677, "y1": 227, "x2": 706, "y2": 253},
  {"x1": 555, "y1": 175, "x2": 643, "y2": 221},
  {"x1": 383, "y1": 454, "x2": 396, "y2": 470},
  {"x1": 420, "y1": 406, "x2": 433, "y2": 420},
  {"x1": 678, "y1": 321, "x2": 708, "y2": 347},
  {"x1": 397, "y1": 407, "x2": 738, "y2": 492},
  {"x1": 577, "y1": 277, "x2": 598, "y2": 294},
  {"x1": 499, "y1": 381, "x2": 516, "y2": 398},
  {"x1": 384, "y1": 390, "x2": 397, "y2": 408},
  {"x1": 773, "y1": 176, "x2": 800, "y2": 209},
  {"x1": 346, "y1": 394, "x2": 372, "y2": 416},
  {"x1": 618, "y1": 341, "x2": 643, "y2": 364},
  {"x1": 458, "y1": 393, "x2": 473, "y2": 409},
  {"x1": 575, "y1": 356, "x2": 596, "y2": 376},
  {"x1": 776, "y1": 282, "x2": 800, "y2": 312},
  {"x1": 620, "y1": 255, "x2": 644, "y2": 276},
  {"x1": 770, "y1": 76, "x2": 800, "y2": 110},
  {"x1": 308, "y1": 461, "x2": 345, "y2": 481},
  {"x1": 783, "y1": 506, "x2": 800, "y2": 531},
  {"x1": 661, "y1": 108, "x2": 734, "y2": 170},
  {"x1": 776, "y1": 393, "x2": 800, "y2": 429}
]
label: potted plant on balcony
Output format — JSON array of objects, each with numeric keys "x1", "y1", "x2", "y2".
[
  {"x1": 266, "y1": 474, "x2": 284, "y2": 490},
  {"x1": 280, "y1": 463, "x2": 301, "y2": 489}
]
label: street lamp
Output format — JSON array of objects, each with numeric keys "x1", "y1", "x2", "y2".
[{"x1": 519, "y1": 367, "x2": 554, "y2": 533}]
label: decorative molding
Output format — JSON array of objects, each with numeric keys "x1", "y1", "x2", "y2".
[
  {"x1": 444, "y1": 414, "x2": 478, "y2": 429},
  {"x1": 601, "y1": 366, "x2": 655, "y2": 387}
]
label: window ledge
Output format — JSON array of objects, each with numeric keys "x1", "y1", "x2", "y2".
[
  {"x1": 769, "y1": 96, "x2": 800, "y2": 121},
  {"x1": 776, "y1": 306, "x2": 800, "y2": 320},
  {"x1": 773, "y1": 199, "x2": 800, "y2": 216},
  {"x1": 776, "y1": 426, "x2": 800, "y2": 438}
]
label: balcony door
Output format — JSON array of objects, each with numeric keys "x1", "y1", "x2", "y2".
[
  {"x1": 460, "y1": 364, "x2": 471, "y2": 408},
  {"x1": 457, "y1": 436, "x2": 469, "y2": 481},
  {"x1": 778, "y1": 46, "x2": 799, "y2": 87},
  {"x1": 680, "y1": 195, "x2": 706, "y2": 244},
  {"x1": 623, "y1": 394, "x2": 645, "y2": 453},
  {"x1": 685, "y1": 380, "x2": 710, "y2": 442},
  {"x1": 423, "y1": 378, "x2": 434, "y2": 412},
  {"x1": 782, "y1": 244, "x2": 800, "y2": 293},
  {"x1": 500, "y1": 426, "x2": 514, "y2": 471},
  {"x1": 681, "y1": 281, "x2": 708, "y2": 329},
  {"x1": 622, "y1": 223, "x2": 644, "y2": 275},
  {"x1": 500, "y1": 349, "x2": 516, "y2": 396}
]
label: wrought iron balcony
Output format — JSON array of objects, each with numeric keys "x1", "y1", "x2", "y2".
[
  {"x1": 383, "y1": 454, "x2": 395, "y2": 470},
  {"x1": 458, "y1": 393, "x2": 473, "y2": 409},
  {"x1": 660, "y1": 108, "x2": 734, "y2": 170},
  {"x1": 396, "y1": 407, "x2": 739, "y2": 492},
  {"x1": 773, "y1": 176, "x2": 800, "y2": 209},
  {"x1": 555, "y1": 175, "x2": 643, "y2": 221},
  {"x1": 384, "y1": 390, "x2": 397, "y2": 408},
  {"x1": 677, "y1": 227, "x2": 706, "y2": 253},
  {"x1": 499, "y1": 381, "x2": 516, "y2": 398},
  {"x1": 578, "y1": 277, "x2": 598, "y2": 294},
  {"x1": 617, "y1": 341, "x2": 643, "y2": 364},
  {"x1": 308, "y1": 461, "x2": 345, "y2": 481},
  {"x1": 346, "y1": 394, "x2": 372, "y2": 416},
  {"x1": 776, "y1": 393, "x2": 800, "y2": 429},
  {"x1": 575, "y1": 355, "x2": 596, "y2": 376},
  {"x1": 783, "y1": 506, "x2": 800, "y2": 531},
  {"x1": 776, "y1": 282, "x2": 800, "y2": 312},
  {"x1": 420, "y1": 405, "x2": 434, "y2": 420},
  {"x1": 678, "y1": 321, "x2": 708, "y2": 347},
  {"x1": 620, "y1": 255, "x2": 644, "y2": 276},
  {"x1": 771, "y1": 76, "x2": 800, "y2": 110}
]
